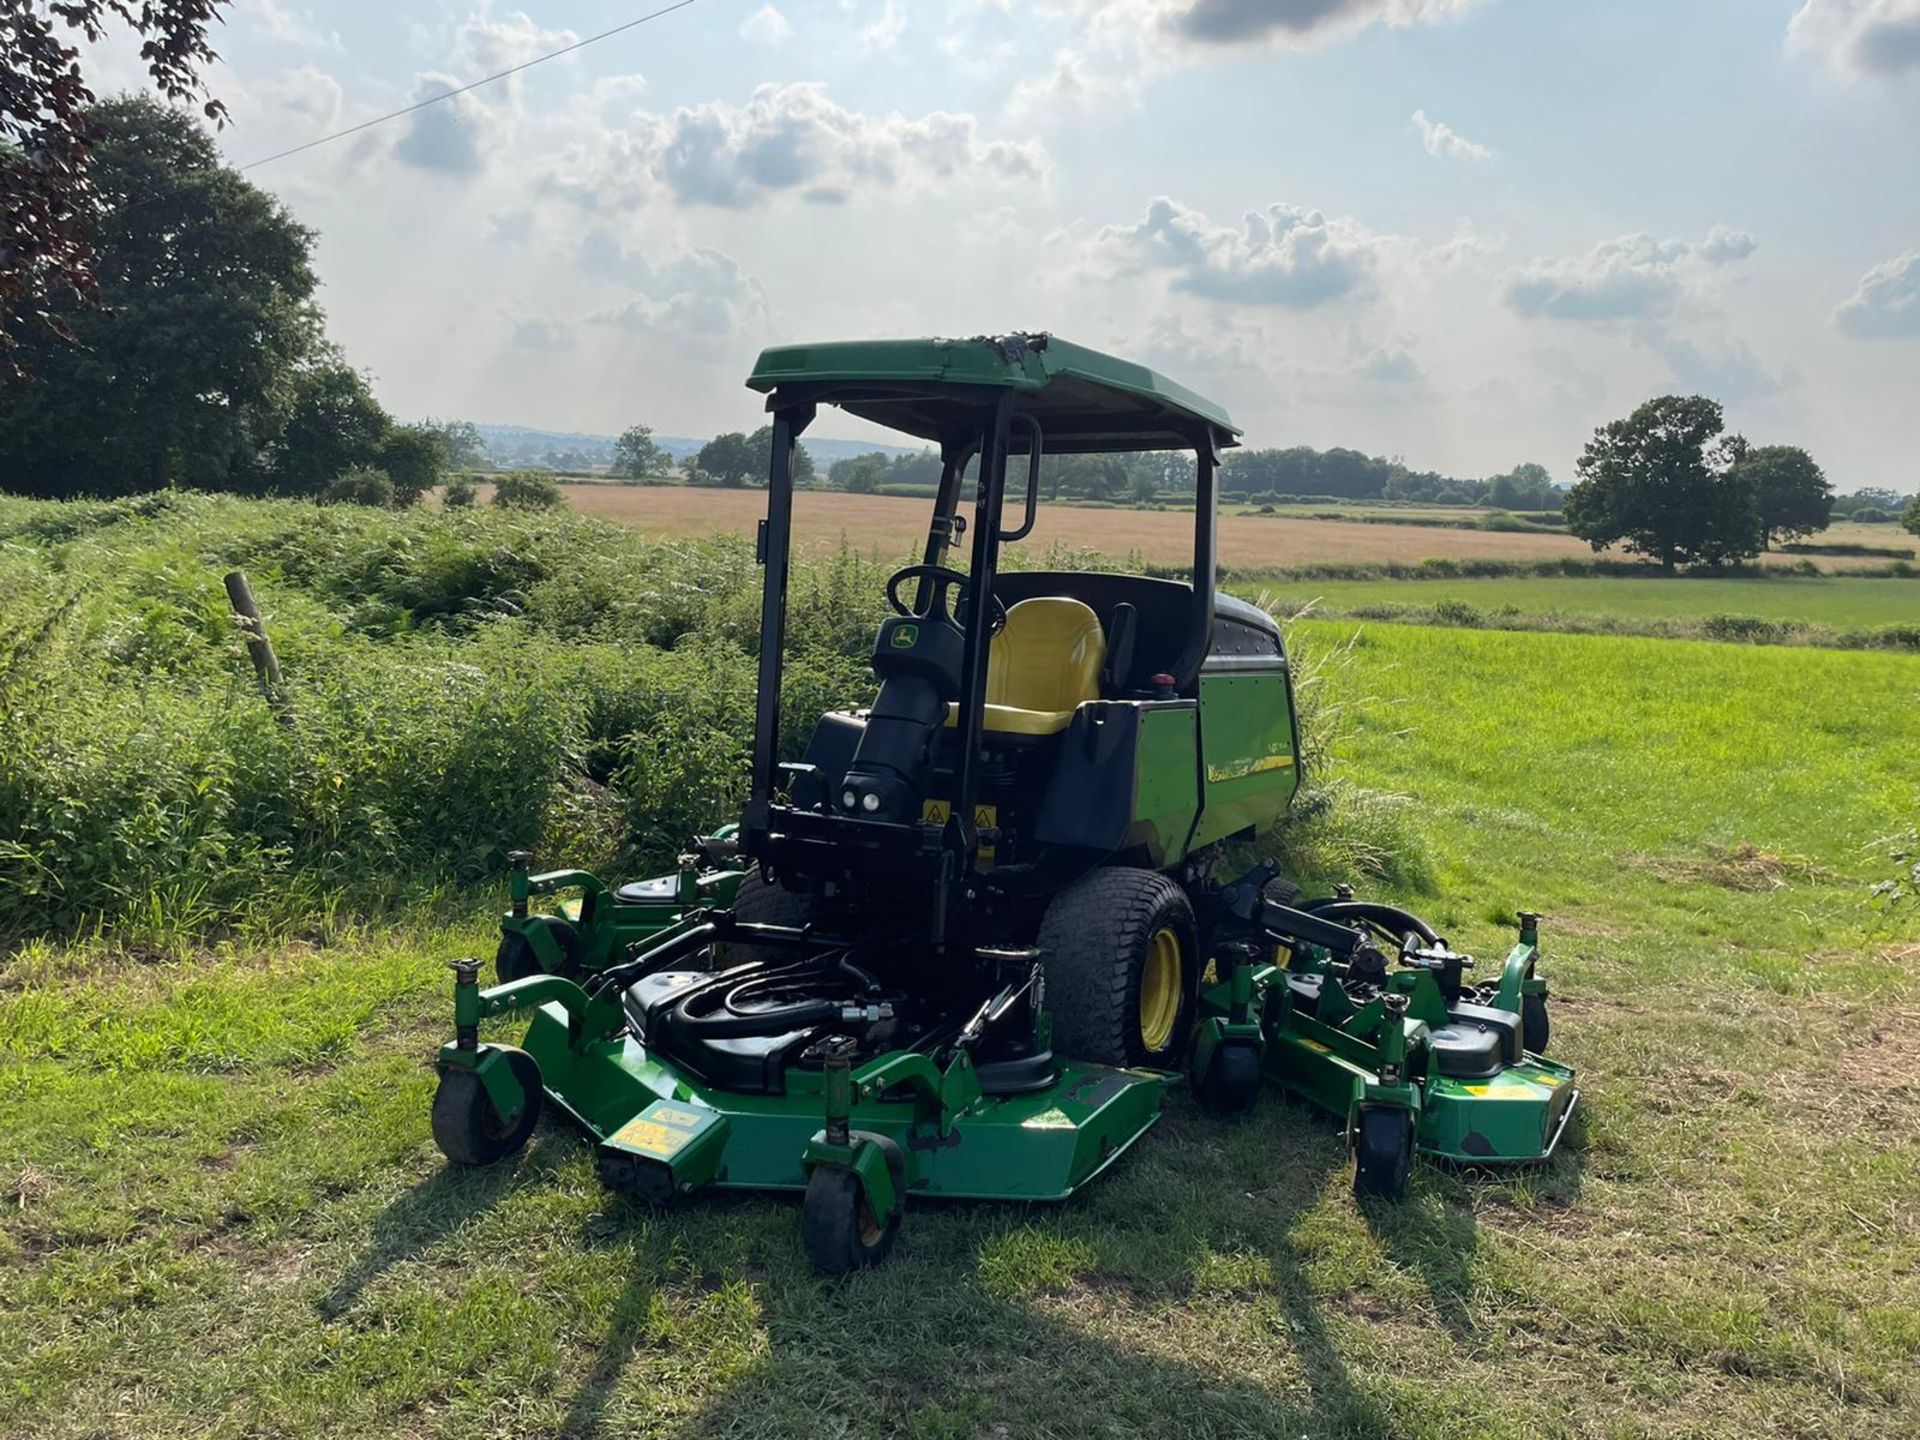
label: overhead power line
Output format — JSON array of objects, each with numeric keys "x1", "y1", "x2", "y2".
[{"x1": 239, "y1": 0, "x2": 699, "y2": 172}]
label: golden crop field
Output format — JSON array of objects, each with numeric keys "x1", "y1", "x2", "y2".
[{"x1": 519, "y1": 484, "x2": 1906, "y2": 572}]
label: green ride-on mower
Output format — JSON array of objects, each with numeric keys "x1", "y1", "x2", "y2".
[{"x1": 429, "y1": 334, "x2": 1577, "y2": 1272}]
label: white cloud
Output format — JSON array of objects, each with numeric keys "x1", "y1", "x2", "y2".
[
  {"x1": 1505, "y1": 228, "x2": 1758, "y2": 322},
  {"x1": 1411, "y1": 109, "x2": 1492, "y2": 163},
  {"x1": 394, "y1": 74, "x2": 490, "y2": 176},
  {"x1": 863, "y1": 2, "x2": 907, "y2": 52},
  {"x1": 1834, "y1": 249, "x2": 1920, "y2": 338},
  {"x1": 511, "y1": 318, "x2": 576, "y2": 353},
  {"x1": 1788, "y1": 0, "x2": 1920, "y2": 80},
  {"x1": 1091, "y1": 196, "x2": 1387, "y2": 309},
  {"x1": 569, "y1": 84, "x2": 1047, "y2": 210},
  {"x1": 1089, "y1": 0, "x2": 1478, "y2": 48},
  {"x1": 581, "y1": 231, "x2": 768, "y2": 337},
  {"x1": 740, "y1": 6, "x2": 793, "y2": 47},
  {"x1": 1644, "y1": 330, "x2": 1797, "y2": 403},
  {"x1": 454, "y1": 12, "x2": 579, "y2": 78},
  {"x1": 251, "y1": 0, "x2": 340, "y2": 52}
]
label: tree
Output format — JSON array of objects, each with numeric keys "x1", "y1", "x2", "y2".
[
  {"x1": 442, "y1": 473, "x2": 478, "y2": 509},
  {"x1": 264, "y1": 362, "x2": 390, "y2": 497},
  {"x1": 1733, "y1": 445, "x2": 1831, "y2": 548},
  {"x1": 3, "y1": 1, "x2": 231, "y2": 375},
  {"x1": 696, "y1": 431, "x2": 758, "y2": 488},
  {"x1": 746, "y1": 424, "x2": 814, "y2": 485},
  {"x1": 429, "y1": 420, "x2": 488, "y2": 471},
  {"x1": 1903, "y1": 492, "x2": 1920, "y2": 537},
  {"x1": 0, "y1": 97, "x2": 324, "y2": 495},
  {"x1": 492, "y1": 470, "x2": 564, "y2": 510},
  {"x1": 322, "y1": 466, "x2": 395, "y2": 507},
  {"x1": 378, "y1": 425, "x2": 449, "y2": 505},
  {"x1": 612, "y1": 423, "x2": 669, "y2": 480},
  {"x1": 837, "y1": 454, "x2": 887, "y2": 494},
  {"x1": 1563, "y1": 395, "x2": 1757, "y2": 571},
  {"x1": 1487, "y1": 461, "x2": 1557, "y2": 510}
]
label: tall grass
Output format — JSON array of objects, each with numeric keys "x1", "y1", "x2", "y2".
[{"x1": 0, "y1": 492, "x2": 1401, "y2": 943}]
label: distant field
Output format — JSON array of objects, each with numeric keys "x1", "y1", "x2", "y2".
[
  {"x1": 1253, "y1": 574, "x2": 1920, "y2": 628},
  {"x1": 521, "y1": 484, "x2": 1899, "y2": 573}
]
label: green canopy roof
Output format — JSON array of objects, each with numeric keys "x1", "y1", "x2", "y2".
[{"x1": 745, "y1": 334, "x2": 1239, "y2": 454}]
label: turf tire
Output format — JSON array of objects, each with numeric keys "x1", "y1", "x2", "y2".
[
  {"x1": 432, "y1": 1049, "x2": 542, "y2": 1166},
  {"x1": 1352, "y1": 1105, "x2": 1414, "y2": 1203},
  {"x1": 1038, "y1": 867, "x2": 1198, "y2": 1068},
  {"x1": 1193, "y1": 1041, "x2": 1264, "y2": 1115},
  {"x1": 801, "y1": 1134, "x2": 906, "y2": 1276}
]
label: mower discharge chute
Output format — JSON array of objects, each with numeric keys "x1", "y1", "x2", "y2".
[{"x1": 428, "y1": 334, "x2": 1577, "y2": 1273}]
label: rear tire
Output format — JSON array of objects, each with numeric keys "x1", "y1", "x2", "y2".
[
  {"x1": 1038, "y1": 868, "x2": 1197, "y2": 1067},
  {"x1": 1352, "y1": 1105, "x2": 1414, "y2": 1202},
  {"x1": 432, "y1": 1049, "x2": 542, "y2": 1166},
  {"x1": 801, "y1": 1134, "x2": 905, "y2": 1275},
  {"x1": 724, "y1": 870, "x2": 812, "y2": 966}
]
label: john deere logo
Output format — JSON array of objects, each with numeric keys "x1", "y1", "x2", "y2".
[{"x1": 892, "y1": 625, "x2": 919, "y2": 648}]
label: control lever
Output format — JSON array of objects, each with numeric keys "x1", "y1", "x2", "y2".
[
  {"x1": 1398, "y1": 932, "x2": 1474, "y2": 972},
  {"x1": 954, "y1": 972, "x2": 1036, "y2": 1052}
]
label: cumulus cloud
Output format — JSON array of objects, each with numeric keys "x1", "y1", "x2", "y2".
[
  {"x1": 863, "y1": 2, "x2": 907, "y2": 52},
  {"x1": 579, "y1": 83, "x2": 1046, "y2": 210},
  {"x1": 1505, "y1": 228, "x2": 1758, "y2": 322},
  {"x1": 1357, "y1": 346, "x2": 1423, "y2": 384},
  {"x1": 740, "y1": 6, "x2": 793, "y2": 46},
  {"x1": 454, "y1": 11, "x2": 579, "y2": 79},
  {"x1": 1411, "y1": 109, "x2": 1492, "y2": 163},
  {"x1": 395, "y1": 73, "x2": 489, "y2": 175},
  {"x1": 511, "y1": 319, "x2": 576, "y2": 353},
  {"x1": 1144, "y1": 0, "x2": 1477, "y2": 46},
  {"x1": 251, "y1": 0, "x2": 340, "y2": 52},
  {"x1": 581, "y1": 231, "x2": 768, "y2": 337},
  {"x1": 1834, "y1": 248, "x2": 1920, "y2": 338},
  {"x1": 1644, "y1": 330, "x2": 1797, "y2": 403},
  {"x1": 1092, "y1": 196, "x2": 1386, "y2": 309},
  {"x1": 1788, "y1": 0, "x2": 1920, "y2": 80}
]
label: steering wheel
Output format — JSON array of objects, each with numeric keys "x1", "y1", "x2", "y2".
[{"x1": 884, "y1": 564, "x2": 1008, "y2": 634}]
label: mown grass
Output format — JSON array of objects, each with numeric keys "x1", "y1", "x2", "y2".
[{"x1": 4, "y1": 602, "x2": 1916, "y2": 1438}]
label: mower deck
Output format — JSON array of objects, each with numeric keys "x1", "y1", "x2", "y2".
[{"x1": 519, "y1": 998, "x2": 1168, "y2": 1201}]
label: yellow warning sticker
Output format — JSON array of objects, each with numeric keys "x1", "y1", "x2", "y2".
[
  {"x1": 651, "y1": 1104, "x2": 705, "y2": 1129},
  {"x1": 609, "y1": 1118, "x2": 682, "y2": 1157}
]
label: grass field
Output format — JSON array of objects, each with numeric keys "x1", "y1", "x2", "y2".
[
  {"x1": 517, "y1": 485, "x2": 1906, "y2": 575},
  {"x1": 5, "y1": 583, "x2": 1917, "y2": 1438},
  {"x1": 1255, "y1": 574, "x2": 1920, "y2": 628}
]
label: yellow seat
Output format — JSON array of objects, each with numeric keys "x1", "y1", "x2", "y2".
[{"x1": 945, "y1": 597, "x2": 1106, "y2": 737}]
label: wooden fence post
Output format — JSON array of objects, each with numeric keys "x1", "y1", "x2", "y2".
[{"x1": 224, "y1": 569, "x2": 293, "y2": 725}]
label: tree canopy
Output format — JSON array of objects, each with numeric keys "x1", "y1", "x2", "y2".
[
  {"x1": 1563, "y1": 396, "x2": 1758, "y2": 570},
  {"x1": 746, "y1": 424, "x2": 814, "y2": 485},
  {"x1": 1733, "y1": 445, "x2": 1831, "y2": 548},
  {"x1": 613, "y1": 423, "x2": 670, "y2": 480},
  {"x1": 2, "y1": 1, "x2": 231, "y2": 375}
]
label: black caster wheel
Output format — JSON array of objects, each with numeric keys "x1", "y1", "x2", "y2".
[
  {"x1": 1193, "y1": 1043, "x2": 1263, "y2": 1115},
  {"x1": 495, "y1": 916, "x2": 579, "y2": 984},
  {"x1": 1522, "y1": 992, "x2": 1551, "y2": 1055},
  {"x1": 1352, "y1": 1105, "x2": 1414, "y2": 1202},
  {"x1": 802, "y1": 1135, "x2": 905, "y2": 1275},
  {"x1": 431, "y1": 1049, "x2": 542, "y2": 1166}
]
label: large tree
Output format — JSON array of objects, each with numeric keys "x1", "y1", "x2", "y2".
[
  {"x1": 0, "y1": 96, "x2": 323, "y2": 495},
  {"x1": 612, "y1": 423, "x2": 669, "y2": 480},
  {"x1": 1734, "y1": 444, "x2": 1831, "y2": 548},
  {"x1": 746, "y1": 423, "x2": 813, "y2": 485},
  {"x1": 258, "y1": 361, "x2": 389, "y2": 497},
  {"x1": 1903, "y1": 492, "x2": 1920, "y2": 538},
  {"x1": 378, "y1": 424, "x2": 450, "y2": 505},
  {"x1": 1563, "y1": 395, "x2": 1757, "y2": 571},
  {"x1": 3, "y1": 2, "x2": 231, "y2": 375}
]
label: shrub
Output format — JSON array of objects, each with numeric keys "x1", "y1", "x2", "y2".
[
  {"x1": 322, "y1": 466, "x2": 395, "y2": 507},
  {"x1": 492, "y1": 470, "x2": 565, "y2": 511},
  {"x1": 442, "y1": 473, "x2": 478, "y2": 509},
  {"x1": 1702, "y1": 614, "x2": 1790, "y2": 644}
]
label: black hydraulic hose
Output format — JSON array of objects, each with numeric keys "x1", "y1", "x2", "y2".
[
  {"x1": 663, "y1": 954, "x2": 876, "y2": 1038},
  {"x1": 1299, "y1": 901, "x2": 1440, "y2": 945}
]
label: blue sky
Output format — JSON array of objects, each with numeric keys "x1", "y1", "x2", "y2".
[{"x1": 96, "y1": 0, "x2": 1920, "y2": 488}]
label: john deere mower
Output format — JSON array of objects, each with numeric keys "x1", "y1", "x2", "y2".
[{"x1": 429, "y1": 334, "x2": 1577, "y2": 1272}]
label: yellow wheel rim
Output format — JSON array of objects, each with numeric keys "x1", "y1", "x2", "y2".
[{"x1": 1139, "y1": 926, "x2": 1183, "y2": 1052}]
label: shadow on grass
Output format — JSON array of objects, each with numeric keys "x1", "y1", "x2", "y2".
[{"x1": 317, "y1": 1127, "x2": 570, "y2": 1318}]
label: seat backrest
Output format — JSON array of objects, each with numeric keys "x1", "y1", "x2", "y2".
[{"x1": 986, "y1": 598, "x2": 1106, "y2": 715}]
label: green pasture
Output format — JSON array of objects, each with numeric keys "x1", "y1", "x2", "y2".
[{"x1": 5, "y1": 580, "x2": 1916, "y2": 1436}]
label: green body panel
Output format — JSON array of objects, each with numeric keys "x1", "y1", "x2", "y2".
[
  {"x1": 1133, "y1": 705, "x2": 1201, "y2": 864},
  {"x1": 745, "y1": 335, "x2": 1239, "y2": 453},
  {"x1": 503, "y1": 865, "x2": 747, "y2": 975},
  {"x1": 518, "y1": 1003, "x2": 1167, "y2": 1200},
  {"x1": 1421, "y1": 1061, "x2": 1578, "y2": 1163},
  {"x1": 1190, "y1": 672, "x2": 1301, "y2": 849}
]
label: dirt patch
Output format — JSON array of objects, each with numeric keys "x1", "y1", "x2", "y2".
[{"x1": 1627, "y1": 842, "x2": 1846, "y2": 893}]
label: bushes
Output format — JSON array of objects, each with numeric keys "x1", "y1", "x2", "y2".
[
  {"x1": 492, "y1": 470, "x2": 565, "y2": 510},
  {"x1": 442, "y1": 473, "x2": 477, "y2": 509},
  {"x1": 321, "y1": 467, "x2": 395, "y2": 507}
]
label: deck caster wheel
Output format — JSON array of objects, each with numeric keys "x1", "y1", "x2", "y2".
[
  {"x1": 1194, "y1": 1043, "x2": 1263, "y2": 1115},
  {"x1": 802, "y1": 1136, "x2": 905, "y2": 1276},
  {"x1": 1352, "y1": 1105, "x2": 1414, "y2": 1203},
  {"x1": 495, "y1": 917, "x2": 579, "y2": 984},
  {"x1": 1522, "y1": 992, "x2": 1550, "y2": 1055},
  {"x1": 432, "y1": 1049, "x2": 542, "y2": 1166}
]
